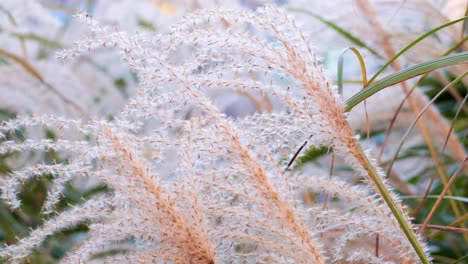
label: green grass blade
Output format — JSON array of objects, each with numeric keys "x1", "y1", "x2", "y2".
[
  {"x1": 344, "y1": 52, "x2": 468, "y2": 112},
  {"x1": 462, "y1": 3, "x2": 468, "y2": 40},
  {"x1": 0, "y1": 49, "x2": 85, "y2": 115},
  {"x1": 0, "y1": 48, "x2": 45, "y2": 82},
  {"x1": 400, "y1": 195, "x2": 468, "y2": 203},
  {"x1": 10, "y1": 33, "x2": 63, "y2": 49},
  {"x1": 355, "y1": 144, "x2": 431, "y2": 264},
  {"x1": 367, "y1": 16, "x2": 468, "y2": 85},
  {"x1": 452, "y1": 254, "x2": 468, "y2": 264},
  {"x1": 337, "y1": 47, "x2": 368, "y2": 96},
  {"x1": 0, "y1": 4, "x2": 17, "y2": 26},
  {"x1": 386, "y1": 73, "x2": 467, "y2": 177},
  {"x1": 288, "y1": 7, "x2": 383, "y2": 58}
]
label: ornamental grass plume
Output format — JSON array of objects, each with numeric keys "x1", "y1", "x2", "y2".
[
  {"x1": 0, "y1": 4, "x2": 432, "y2": 263},
  {"x1": 287, "y1": 0, "x2": 467, "y2": 170}
]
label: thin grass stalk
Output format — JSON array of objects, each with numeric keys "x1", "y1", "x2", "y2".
[
  {"x1": 344, "y1": 52, "x2": 468, "y2": 111},
  {"x1": 419, "y1": 156, "x2": 468, "y2": 234},
  {"x1": 411, "y1": 174, "x2": 436, "y2": 218},
  {"x1": 366, "y1": 16, "x2": 468, "y2": 85},
  {"x1": 428, "y1": 213, "x2": 468, "y2": 239},
  {"x1": 0, "y1": 5, "x2": 28, "y2": 57},
  {"x1": 385, "y1": 73, "x2": 467, "y2": 232},
  {"x1": 354, "y1": 2, "x2": 467, "y2": 225},
  {"x1": 452, "y1": 254, "x2": 468, "y2": 264},
  {"x1": 377, "y1": 36, "x2": 468, "y2": 163},
  {"x1": 287, "y1": 7, "x2": 383, "y2": 58},
  {"x1": 411, "y1": 91, "x2": 468, "y2": 230},
  {"x1": 386, "y1": 73, "x2": 468, "y2": 175},
  {"x1": 337, "y1": 47, "x2": 368, "y2": 96},
  {"x1": 345, "y1": 56, "x2": 468, "y2": 216},
  {"x1": 461, "y1": 3, "x2": 468, "y2": 41},
  {"x1": 402, "y1": 195, "x2": 468, "y2": 203},
  {"x1": 0, "y1": 49, "x2": 85, "y2": 115},
  {"x1": 337, "y1": 47, "x2": 371, "y2": 145},
  {"x1": 414, "y1": 225, "x2": 468, "y2": 234},
  {"x1": 352, "y1": 142, "x2": 430, "y2": 264}
]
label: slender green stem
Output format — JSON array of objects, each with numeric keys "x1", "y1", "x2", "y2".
[
  {"x1": 367, "y1": 16, "x2": 468, "y2": 85},
  {"x1": 386, "y1": 73, "x2": 467, "y2": 177},
  {"x1": 400, "y1": 195, "x2": 468, "y2": 203},
  {"x1": 354, "y1": 143, "x2": 430, "y2": 264},
  {"x1": 461, "y1": 3, "x2": 468, "y2": 41},
  {"x1": 344, "y1": 52, "x2": 468, "y2": 112},
  {"x1": 337, "y1": 47, "x2": 368, "y2": 96}
]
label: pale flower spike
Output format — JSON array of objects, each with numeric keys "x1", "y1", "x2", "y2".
[{"x1": 0, "y1": 2, "x2": 437, "y2": 264}]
